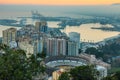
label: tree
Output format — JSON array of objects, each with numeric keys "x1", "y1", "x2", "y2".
[
  {"x1": 85, "y1": 47, "x2": 104, "y2": 58},
  {"x1": 37, "y1": 50, "x2": 46, "y2": 59},
  {"x1": 85, "y1": 47, "x2": 98, "y2": 54},
  {"x1": 58, "y1": 72, "x2": 70, "y2": 80},
  {"x1": 102, "y1": 76, "x2": 117, "y2": 80},
  {"x1": 102, "y1": 75, "x2": 118, "y2": 80},
  {"x1": 97, "y1": 42, "x2": 120, "y2": 62},
  {"x1": 0, "y1": 45, "x2": 46, "y2": 80},
  {"x1": 114, "y1": 71, "x2": 120, "y2": 80},
  {"x1": 79, "y1": 49, "x2": 82, "y2": 54},
  {"x1": 0, "y1": 48, "x2": 31, "y2": 80},
  {"x1": 70, "y1": 65, "x2": 97, "y2": 80},
  {"x1": 102, "y1": 71, "x2": 120, "y2": 80}
]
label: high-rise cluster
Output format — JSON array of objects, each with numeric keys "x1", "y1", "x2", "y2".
[{"x1": 2, "y1": 21, "x2": 80, "y2": 57}]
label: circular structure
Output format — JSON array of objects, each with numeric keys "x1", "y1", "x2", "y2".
[
  {"x1": 46, "y1": 60, "x2": 86, "y2": 68},
  {"x1": 45, "y1": 56, "x2": 88, "y2": 68},
  {"x1": 45, "y1": 56, "x2": 108, "y2": 78}
]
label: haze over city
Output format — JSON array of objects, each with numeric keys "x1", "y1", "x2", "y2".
[{"x1": 0, "y1": 0, "x2": 120, "y2": 80}]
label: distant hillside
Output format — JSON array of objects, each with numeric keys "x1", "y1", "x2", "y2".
[{"x1": 112, "y1": 3, "x2": 120, "y2": 6}]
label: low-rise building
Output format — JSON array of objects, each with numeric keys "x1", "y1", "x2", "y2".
[
  {"x1": 18, "y1": 37, "x2": 43, "y2": 57},
  {"x1": 96, "y1": 65, "x2": 107, "y2": 80},
  {"x1": 79, "y1": 53, "x2": 111, "y2": 69},
  {"x1": 18, "y1": 37, "x2": 34, "y2": 57},
  {"x1": 52, "y1": 69, "x2": 65, "y2": 80}
]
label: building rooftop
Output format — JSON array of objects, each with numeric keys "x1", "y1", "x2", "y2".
[{"x1": 4, "y1": 28, "x2": 17, "y2": 32}]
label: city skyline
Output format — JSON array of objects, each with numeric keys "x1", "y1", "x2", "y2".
[{"x1": 0, "y1": 0, "x2": 120, "y2": 5}]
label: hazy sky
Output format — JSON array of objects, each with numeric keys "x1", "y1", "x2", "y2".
[{"x1": 0, "y1": 0, "x2": 120, "y2": 5}]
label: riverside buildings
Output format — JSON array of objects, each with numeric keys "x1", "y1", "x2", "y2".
[
  {"x1": 2, "y1": 21, "x2": 111, "y2": 79},
  {"x1": 2, "y1": 21, "x2": 80, "y2": 57}
]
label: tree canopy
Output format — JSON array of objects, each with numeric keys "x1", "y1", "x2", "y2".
[
  {"x1": 70, "y1": 65, "x2": 98, "y2": 80},
  {"x1": 58, "y1": 72, "x2": 70, "y2": 80},
  {"x1": 0, "y1": 44, "x2": 46, "y2": 80}
]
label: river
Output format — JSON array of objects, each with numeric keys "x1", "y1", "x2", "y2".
[{"x1": 62, "y1": 23, "x2": 120, "y2": 42}]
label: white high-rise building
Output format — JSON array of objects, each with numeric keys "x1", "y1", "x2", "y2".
[
  {"x1": 33, "y1": 38, "x2": 43, "y2": 54},
  {"x1": 67, "y1": 41, "x2": 78, "y2": 56},
  {"x1": 69, "y1": 32, "x2": 80, "y2": 48}
]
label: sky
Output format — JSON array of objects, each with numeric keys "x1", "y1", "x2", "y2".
[{"x1": 0, "y1": 0, "x2": 120, "y2": 5}]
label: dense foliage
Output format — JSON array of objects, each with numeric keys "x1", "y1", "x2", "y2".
[
  {"x1": 99, "y1": 43, "x2": 120, "y2": 56},
  {"x1": 58, "y1": 72, "x2": 70, "y2": 80},
  {"x1": 85, "y1": 47, "x2": 103, "y2": 58},
  {"x1": 0, "y1": 44, "x2": 46, "y2": 80},
  {"x1": 103, "y1": 71, "x2": 120, "y2": 80},
  {"x1": 70, "y1": 65, "x2": 98, "y2": 80},
  {"x1": 58, "y1": 65, "x2": 120, "y2": 80},
  {"x1": 85, "y1": 42, "x2": 120, "y2": 62}
]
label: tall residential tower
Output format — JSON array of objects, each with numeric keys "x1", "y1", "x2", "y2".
[
  {"x1": 46, "y1": 38, "x2": 66, "y2": 56},
  {"x1": 35, "y1": 21, "x2": 48, "y2": 33},
  {"x1": 2, "y1": 28, "x2": 17, "y2": 45}
]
